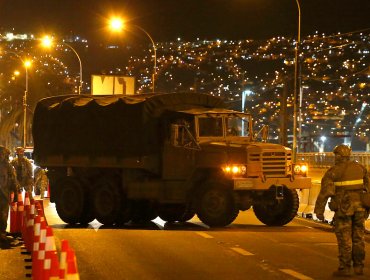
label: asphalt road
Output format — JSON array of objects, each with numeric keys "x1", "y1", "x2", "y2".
[{"x1": 42, "y1": 200, "x2": 369, "y2": 280}]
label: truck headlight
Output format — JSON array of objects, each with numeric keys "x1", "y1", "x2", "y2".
[
  {"x1": 294, "y1": 163, "x2": 308, "y2": 176},
  {"x1": 222, "y1": 164, "x2": 247, "y2": 176}
]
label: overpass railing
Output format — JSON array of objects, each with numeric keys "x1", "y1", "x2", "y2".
[{"x1": 297, "y1": 152, "x2": 370, "y2": 169}]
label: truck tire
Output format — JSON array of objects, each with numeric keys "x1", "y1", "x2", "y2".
[
  {"x1": 253, "y1": 186, "x2": 299, "y2": 226},
  {"x1": 55, "y1": 178, "x2": 85, "y2": 224},
  {"x1": 197, "y1": 185, "x2": 238, "y2": 227},
  {"x1": 131, "y1": 201, "x2": 158, "y2": 223},
  {"x1": 92, "y1": 179, "x2": 121, "y2": 225},
  {"x1": 158, "y1": 204, "x2": 195, "y2": 223}
]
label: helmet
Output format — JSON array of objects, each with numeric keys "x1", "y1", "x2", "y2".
[
  {"x1": 333, "y1": 144, "x2": 351, "y2": 157},
  {"x1": 16, "y1": 147, "x2": 25, "y2": 154}
]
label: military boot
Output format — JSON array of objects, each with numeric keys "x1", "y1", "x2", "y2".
[
  {"x1": 332, "y1": 267, "x2": 351, "y2": 277},
  {"x1": 353, "y1": 266, "x2": 363, "y2": 276}
]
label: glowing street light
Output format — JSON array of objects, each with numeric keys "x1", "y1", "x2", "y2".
[
  {"x1": 41, "y1": 35, "x2": 83, "y2": 94},
  {"x1": 108, "y1": 17, "x2": 157, "y2": 93}
]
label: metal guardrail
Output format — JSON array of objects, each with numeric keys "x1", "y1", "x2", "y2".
[{"x1": 297, "y1": 152, "x2": 370, "y2": 169}]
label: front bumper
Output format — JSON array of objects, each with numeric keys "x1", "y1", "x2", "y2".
[{"x1": 233, "y1": 176, "x2": 311, "y2": 190}]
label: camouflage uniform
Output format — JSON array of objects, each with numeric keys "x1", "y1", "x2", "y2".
[
  {"x1": 11, "y1": 147, "x2": 34, "y2": 199},
  {"x1": 34, "y1": 167, "x2": 48, "y2": 199},
  {"x1": 314, "y1": 145, "x2": 369, "y2": 276},
  {"x1": 0, "y1": 146, "x2": 18, "y2": 241}
]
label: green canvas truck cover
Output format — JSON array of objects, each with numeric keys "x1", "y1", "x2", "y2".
[{"x1": 32, "y1": 92, "x2": 225, "y2": 162}]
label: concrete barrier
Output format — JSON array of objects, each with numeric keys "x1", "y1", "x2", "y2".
[
  {"x1": 297, "y1": 189, "x2": 309, "y2": 216},
  {"x1": 302, "y1": 180, "x2": 321, "y2": 218}
]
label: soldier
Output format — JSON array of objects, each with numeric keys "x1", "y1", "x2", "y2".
[
  {"x1": 314, "y1": 144, "x2": 369, "y2": 277},
  {"x1": 11, "y1": 147, "x2": 34, "y2": 198},
  {"x1": 34, "y1": 167, "x2": 49, "y2": 199},
  {"x1": 0, "y1": 146, "x2": 18, "y2": 244}
]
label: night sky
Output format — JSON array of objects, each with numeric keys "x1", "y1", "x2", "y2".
[{"x1": 0, "y1": 0, "x2": 369, "y2": 41}]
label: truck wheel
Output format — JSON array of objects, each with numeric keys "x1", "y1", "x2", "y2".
[
  {"x1": 197, "y1": 186, "x2": 238, "y2": 227},
  {"x1": 93, "y1": 179, "x2": 121, "y2": 225},
  {"x1": 131, "y1": 201, "x2": 158, "y2": 223},
  {"x1": 115, "y1": 200, "x2": 132, "y2": 225},
  {"x1": 253, "y1": 186, "x2": 299, "y2": 226},
  {"x1": 55, "y1": 178, "x2": 85, "y2": 224},
  {"x1": 158, "y1": 204, "x2": 194, "y2": 223}
]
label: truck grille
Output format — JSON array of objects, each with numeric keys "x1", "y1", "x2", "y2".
[{"x1": 249, "y1": 151, "x2": 291, "y2": 178}]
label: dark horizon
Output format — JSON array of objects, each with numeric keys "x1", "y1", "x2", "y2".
[{"x1": 0, "y1": 0, "x2": 369, "y2": 42}]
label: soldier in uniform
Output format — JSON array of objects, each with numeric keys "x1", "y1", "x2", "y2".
[
  {"x1": 0, "y1": 146, "x2": 18, "y2": 244},
  {"x1": 11, "y1": 147, "x2": 34, "y2": 198},
  {"x1": 34, "y1": 167, "x2": 49, "y2": 199},
  {"x1": 314, "y1": 144, "x2": 369, "y2": 277}
]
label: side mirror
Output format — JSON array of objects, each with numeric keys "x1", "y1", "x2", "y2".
[
  {"x1": 170, "y1": 124, "x2": 180, "y2": 146},
  {"x1": 262, "y1": 125, "x2": 269, "y2": 142}
]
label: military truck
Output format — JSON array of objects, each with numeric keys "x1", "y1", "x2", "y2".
[{"x1": 32, "y1": 92, "x2": 311, "y2": 227}]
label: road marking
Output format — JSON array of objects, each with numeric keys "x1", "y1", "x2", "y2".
[
  {"x1": 196, "y1": 232, "x2": 214, "y2": 239},
  {"x1": 230, "y1": 247, "x2": 254, "y2": 256},
  {"x1": 280, "y1": 269, "x2": 313, "y2": 280}
]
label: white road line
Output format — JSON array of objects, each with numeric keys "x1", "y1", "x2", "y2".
[
  {"x1": 280, "y1": 269, "x2": 314, "y2": 280},
  {"x1": 230, "y1": 247, "x2": 254, "y2": 256},
  {"x1": 196, "y1": 232, "x2": 214, "y2": 239}
]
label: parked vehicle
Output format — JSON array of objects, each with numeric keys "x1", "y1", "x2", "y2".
[{"x1": 32, "y1": 93, "x2": 311, "y2": 227}]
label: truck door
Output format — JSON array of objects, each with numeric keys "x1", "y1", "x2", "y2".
[{"x1": 162, "y1": 122, "x2": 197, "y2": 180}]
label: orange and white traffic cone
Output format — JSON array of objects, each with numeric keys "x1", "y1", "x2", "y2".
[
  {"x1": 22, "y1": 192, "x2": 31, "y2": 244},
  {"x1": 25, "y1": 200, "x2": 36, "y2": 252},
  {"x1": 65, "y1": 249, "x2": 80, "y2": 280},
  {"x1": 10, "y1": 202, "x2": 18, "y2": 234},
  {"x1": 32, "y1": 217, "x2": 47, "y2": 280},
  {"x1": 24, "y1": 191, "x2": 31, "y2": 208},
  {"x1": 16, "y1": 199, "x2": 24, "y2": 234},
  {"x1": 17, "y1": 191, "x2": 23, "y2": 204},
  {"x1": 35, "y1": 200, "x2": 48, "y2": 225},
  {"x1": 45, "y1": 183, "x2": 50, "y2": 199},
  {"x1": 43, "y1": 250, "x2": 60, "y2": 280},
  {"x1": 40, "y1": 226, "x2": 57, "y2": 279},
  {"x1": 59, "y1": 240, "x2": 70, "y2": 280}
]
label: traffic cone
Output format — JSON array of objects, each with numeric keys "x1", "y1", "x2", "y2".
[
  {"x1": 24, "y1": 191, "x2": 31, "y2": 208},
  {"x1": 45, "y1": 227, "x2": 56, "y2": 253},
  {"x1": 25, "y1": 200, "x2": 36, "y2": 252},
  {"x1": 16, "y1": 199, "x2": 24, "y2": 234},
  {"x1": 45, "y1": 183, "x2": 50, "y2": 199},
  {"x1": 32, "y1": 218, "x2": 47, "y2": 280},
  {"x1": 17, "y1": 191, "x2": 23, "y2": 203},
  {"x1": 59, "y1": 240, "x2": 69, "y2": 280},
  {"x1": 65, "y1": 249, "x2": 80, "y2": 280},
  {"x1": 40, "y1": 226, "x2": 57, "y2": 279},
  {"x1": 43, "y1": 250, "x2": 60, "y2": 280},
  {"x1": 10, "y1": 202, "x2": 18, "y2": 234},
  {"x1": 35, "y1": 200, "x2": 48, "y2": 225},
  {"x1": 22, "y1": 192, "x2": 31, "y2": 244}
]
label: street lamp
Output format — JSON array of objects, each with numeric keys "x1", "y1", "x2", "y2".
[
  {"x1": 5, "y1": 51, "x2": 32, "y2": 147},
  {"x1": 23, "y1": 59, "x2": 31, "y2": 147},
  {"x1": 109, "y1": 17, "x2": 157, "y2": 93},
  {"x1": 292, "y1": 0, "x2": 301, "y2": 161},
  {"x1": 41, "y1": 35, "x2": 83, "y2": 94}
]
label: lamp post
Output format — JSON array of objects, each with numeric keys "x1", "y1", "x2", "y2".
[
  {"x1": 23, "y1": 60, "x2": 31, "y2": 147},
  {"x1": 292, "y1": 0, "x2": 301, "y2": 161},
  {"x1": 41, "y1": 36, "x2": 83, "y2": 94},
  {"x1": 5, "y1": 51, "x2": 32, "y2": 147},
  {"x1": 109, "y1": 17, "x2": 157, "y2": 93}
]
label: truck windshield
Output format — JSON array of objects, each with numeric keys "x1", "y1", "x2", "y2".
[
  {"x1": 197, "y1": 113, "x2": 251, "y2": 138},
  {"x1": 198, "y1": 117, "x2": 223, "y2": 137},
  {"x1": 226, "y1": 115, "x2": 250, "y2": 137}
]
